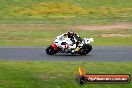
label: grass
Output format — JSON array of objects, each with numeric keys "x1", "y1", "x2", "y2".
[
  {"x1": 0, "y1": 61, "x2": 132, "y2": 88},
  {"x1": 0, "y1": 1, "x2": 131, "y2": 88},
  {"x1": 0, "y1": 0, "x2": 131, "y2": 24},
  {"x1": 0, "y1": 24, "x2": 132, "y2": 46},
  {"x1": 0, "y1": 0, "x2": 131, "y2": 46}
]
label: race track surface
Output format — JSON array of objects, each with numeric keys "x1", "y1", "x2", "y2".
[{"x1": 0, "y1": 46, "x2": 132, "y2": 62}]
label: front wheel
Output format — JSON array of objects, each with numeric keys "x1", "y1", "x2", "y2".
[{"x1": 46, "y1": 45, "x2": 55, "y2": 55}]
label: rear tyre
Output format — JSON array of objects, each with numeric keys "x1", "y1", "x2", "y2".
[
  {"x1": 46, "y1": 45, "x2": 55, "y2": 55},
  {"x1": 85, "y1": 44, "x2": 92, "y2": 54},
  {"x1": 79, "y1": 44, "x2": 92, "y2": 55}
]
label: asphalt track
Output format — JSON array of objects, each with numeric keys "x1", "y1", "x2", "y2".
[{"x1": 0, "y1": 46, "x2": 132, "y2": 62}]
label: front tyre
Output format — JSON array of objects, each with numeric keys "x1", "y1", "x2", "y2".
[{"x1": 46, "y1": 45, "x2": 55, "y2": 55}]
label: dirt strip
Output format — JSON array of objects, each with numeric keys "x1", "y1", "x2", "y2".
[{"x1": 75, "y1": 23, "x2": 132, "y2": 30}]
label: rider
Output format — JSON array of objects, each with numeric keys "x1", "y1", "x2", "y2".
[
  {"x1": 63, "y1": 29, "x2": 82, "y2": 52},
  {"x1": 63, "y1": 29, "x2": 75, "y2": 44}
]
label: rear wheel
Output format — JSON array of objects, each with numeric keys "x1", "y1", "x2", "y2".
[
  {"x1": 79, "y1": 44, "x2": 92, "y2": 55},
  {"x1": 85, "y1": 44, "x2": 92, "y2": 54},
  {"x1": 46, "y1": 46, "x2": 55, "y2": 55}
]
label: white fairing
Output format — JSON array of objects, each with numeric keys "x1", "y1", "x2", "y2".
[
  {"x1": 62, "y1": 38, "x2": 73, "y2": 45},
  {"x1": 54, "y1": 35, "x2": 76, "y2": 49},
  {"x1": 82, "y1": 38, "x2": 94, "y2": 44},
  {"x1": 54, "y1": 35, "x2": 64, "y2": 47}
]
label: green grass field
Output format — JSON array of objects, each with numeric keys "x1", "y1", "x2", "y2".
[
  {"x1": 0, "y1": 61, "x2": 132, "y2": 88},
  {"x1": 0, "y1": 0, "x2": 132, "y2": 24},
  {"x1": 0, "y1": 1, "x2": 132, "y2": 88},
  {"x1": 0, "y1": 24, "x2": 132, "y2": 46},
  {"x1": 0, "y1": 0, "x2": 131, "y2": 46}
]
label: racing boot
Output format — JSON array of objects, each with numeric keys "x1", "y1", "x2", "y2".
[
  {"x1": 74, "y1": 47, "x2": 80, "y2": 52},
  {"x1": 74, "y1": 43, "x2": 80, "y2": 52}
]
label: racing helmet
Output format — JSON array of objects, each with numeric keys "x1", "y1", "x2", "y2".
[{"x1": 68, "y1": 29, "x2": 74, "y2": 36}]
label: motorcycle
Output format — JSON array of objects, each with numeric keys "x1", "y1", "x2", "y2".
[{"x1": 46, "y1": 34, "x2": 94, "y2": 55}]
